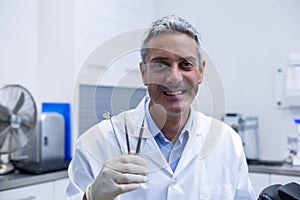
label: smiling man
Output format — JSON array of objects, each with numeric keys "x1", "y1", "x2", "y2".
[
  {"x1": 67, "y1": 15, "x2": 256, "y2": 200},
  {"x1": 140, "y1": 30, "x2": 205, "y2": 142}
]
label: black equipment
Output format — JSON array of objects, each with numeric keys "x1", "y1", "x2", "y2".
[{"x1": 258, "y1": 182, "x2": 300, "y2": 200}]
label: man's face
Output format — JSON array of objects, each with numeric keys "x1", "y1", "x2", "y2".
[{"x1": 140, "y1": 32, "x2": 205, "y2": 116}]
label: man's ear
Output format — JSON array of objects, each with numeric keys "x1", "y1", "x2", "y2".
[
  {"x1": 198, "y1": 60, "x2": 206, "y2": 84},
  {"x1": 139, "y1": 62, "x2": 148, "y2": 86}
]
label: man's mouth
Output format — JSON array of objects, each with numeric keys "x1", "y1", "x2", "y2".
[{"x1": 163, "y1": 90, "x2": 185, "y2": 96}]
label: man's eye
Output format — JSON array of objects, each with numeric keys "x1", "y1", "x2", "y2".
[
  {"x1": 180, "y1": 61, "x2": 194, "y2": 69},
  {"x1": 151, "y1": 63, "x2": 166, "y2": 70}
]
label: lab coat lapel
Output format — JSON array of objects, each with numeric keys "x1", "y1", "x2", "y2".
[
  {"x1": 173, "y1": 113, "x2": 204, "y2": 177},
  {"x1": 124, "y1": 118, "x2": 173, "y2": 175},
  {"x1": 121, "y1": 98, "x2": 173, "y2": 175},
  {"x1": 174, "y1": 113, "x2": 224, "y2": 177},
  {"x1": 141, "y1": 129, "x2": 173, "y2": 175}
]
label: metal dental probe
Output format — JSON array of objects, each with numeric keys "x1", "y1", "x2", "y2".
[
  {"x1": 124, "y1": 115, "x2": 130, "y2": 154},
  {"x1": 135, "y1": 116, "x2": 145, "y2": 154},
  {"x1": 102, "y1": 111, "x2": 122, "y2": 154}
]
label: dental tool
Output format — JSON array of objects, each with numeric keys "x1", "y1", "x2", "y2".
[
  {"x1": 135, "y1": 116, "x2": 145, "y2": 154},
  {"x1": 103, "y1": 111, "x2": 145, "y2": 155},
  {"x1": 124, "y1": 116, "x2": 130, "y2": 154},
  {"x1": 102, "y1": 111, "x2": 122, "y2": 154}
]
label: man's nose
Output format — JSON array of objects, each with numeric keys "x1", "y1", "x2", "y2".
[{"x1": 165, "y1": 65, "x2": 183, "y2": 85}]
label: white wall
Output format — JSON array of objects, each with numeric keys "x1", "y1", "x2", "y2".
[
  {"x1": 0, "y1": 0, "x2": 74, "y2": 112},
  {"x1": 0, "y1": 0, "x2": 39, "y2": 99},
  {"x1": 73, "y1": 0, "x2": 155, "y2": 72},
  {"x1": 72, "y1": 0, "x2": 155, "y2": 140},
  {"x1": 36, "y1": 0, "x2": 75, "y2": 105},
  {"x1": 155, "y1": 0, "x2": 300, "y2": 161},
  {"x1": 0, "y1": 0, "x2": 155, "y2": 155},
  {"x1": 0, "y1": 0, "x2": 154, "y2": 115}
]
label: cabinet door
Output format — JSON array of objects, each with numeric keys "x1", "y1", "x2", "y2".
[
  {"x1": 54, "y1": 178, "x2": 69, "y2": 200},
  {"x1": 249, "y1": 172, "x2": 270, "y2": 197},
  {"x1": 0, "y1": 182, "x2": 54, "y2": 200}
]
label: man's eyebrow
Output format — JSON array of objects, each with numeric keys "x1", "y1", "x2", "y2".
[
  {"x1": 149, "y1": 56, "x2": 197, "y2": 63},
  {"x1": 183, "y1": 56, "x2": 197, "y2": 63},
  {"x1": 150, "y1": 57, "x2": 170, "y2": 62}
]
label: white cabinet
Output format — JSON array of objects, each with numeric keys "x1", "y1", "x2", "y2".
[
  {"x1": 0, "y1": 181, "x2": 54, "y2": 200},
  {"x1": 270, "y1": 174, "x2": 300, "y2": 185},
  {"x1": 0, "y1": 178, "x2": 69, "y2": 200},
  {"x1": 249, "y1": 172, "x2": 270, "y2": 197},
  {"x1": 54, "y1": 178, "x2": 69, "y2": 200},
  {"x1": 250, "y1": 172, "x2": 300, "y2": 198}
]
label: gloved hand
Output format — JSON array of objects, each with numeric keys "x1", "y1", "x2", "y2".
[{"x1": 87, "y1": 154, "x2": 148, "y2": 200}]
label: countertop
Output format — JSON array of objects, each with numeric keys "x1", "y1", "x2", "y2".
[
  {"x1": 1, "y1": 164, "x2": 300, "y2": 192},
  {"x1": 0, "y1": 169, "x2": 68, "y2": 191},
  {"x1": 249, "y1": 163, "x2": 300, "y2": 177}
]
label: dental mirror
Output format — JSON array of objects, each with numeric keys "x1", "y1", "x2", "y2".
[{"x1": 102, "y1": 111, "x2": 112, "y2": 119}]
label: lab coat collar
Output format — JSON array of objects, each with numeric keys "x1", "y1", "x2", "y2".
[
  {"x1": 112, "y1": 97, "x2": 172, "y2": 173},
  {"x1": 141, "y1": 109, "x2": 214, "y2": 177},
  {"x1": 174, "y1": 115, "x2": 224, "y2": 176},
  {"x1": 113, "y1": 97, "x2": 223, "y2": 176},
  {"x1": 172, "y1": 110, "x2": 204, "y2": 176},
  {"x1": 120, "y1": 96, "x2": 206, "y2": 138}
]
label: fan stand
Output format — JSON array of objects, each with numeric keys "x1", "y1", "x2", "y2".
[
  {"x1": 0, "y1": 163, "x2": 14, "y2": 175},
  {"x1": 0, "y1": 153, "x2": 14, "y2": 175},
  {"x1": 0, "y1": 131, "x2": 16, "y2": 175}
]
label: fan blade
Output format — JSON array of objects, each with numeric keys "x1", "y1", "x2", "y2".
[
  {"x1": 0, "y1": 126, "x2": 10, "y2": 147},
  {"x1": 13, "y1": 92, "x2": 24, "y2": 114},
  {"x1": 0, "y1": 121, "x2": 10, "y2": 133},
  {"x1": 0, "y1": 129, "x2": 11, "y2": 153},
  {"x1": 0, "y1": 104, "x2": 11, "y2": 122},
  {"x1": 20, "y1": 117, "x2": 35, "y2": 132},
  {"x1": 11, "y1": 128, "x2": 28, "y2": 150}
]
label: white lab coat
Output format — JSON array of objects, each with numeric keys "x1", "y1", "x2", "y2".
[{"x1": 67, "y1": 97, "x2": 256, "y2": 200}]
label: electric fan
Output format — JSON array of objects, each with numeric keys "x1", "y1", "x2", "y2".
[{"x1": 0, "y1": 84, "x2": 37, "y2": 174}]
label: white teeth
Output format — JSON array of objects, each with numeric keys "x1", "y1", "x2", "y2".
[{"x1": 166, "y1": 91, "x2": 183, "y2": 96}]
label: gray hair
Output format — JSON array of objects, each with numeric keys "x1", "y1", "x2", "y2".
[{"x1": 140, "y1": 15, "x2": 203, "y2": 65}]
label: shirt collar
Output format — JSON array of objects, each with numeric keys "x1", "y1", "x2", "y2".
[{"x1": 144, "y1": 96, "x2": 193, "y2": 143}]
